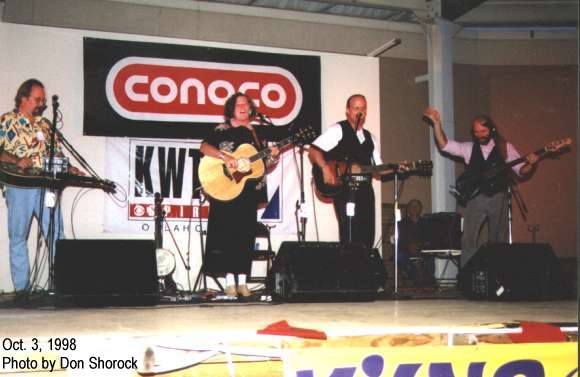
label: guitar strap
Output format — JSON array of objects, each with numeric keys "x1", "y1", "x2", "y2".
[{"x1": 249, "y1": 126, "x2": 263, "y2": 150}]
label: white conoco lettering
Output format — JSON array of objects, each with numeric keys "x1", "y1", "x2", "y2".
[
  {"x1": 150, "y1": 77, "x2": 178, "y2": 104},
  {"x1": 207, "y1": 80, "x2": 235, "y2": 106},
  {"x1": 125, "y1": 75, "x2": 148, "y2": 102}
]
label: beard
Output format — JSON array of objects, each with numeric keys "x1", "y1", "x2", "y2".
[
  {"x1": 477, "y1": 135, "x2": 492, "y2": 145},
  {"x1": 32, "y1": 105, "x2": 46, "y2": 117}
]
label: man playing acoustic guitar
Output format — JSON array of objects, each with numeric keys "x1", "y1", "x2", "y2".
[
  {"x1": 309, "y1": 94, "x2": 387, "y2": 249},
  {"x1": 423, "y1": 107, "x2": 539, "y2": 267}
]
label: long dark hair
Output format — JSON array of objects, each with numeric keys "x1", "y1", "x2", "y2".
[
  {"x1": 14, "y1": 78, "x2": 44, "y2": 111},
  {"x1": 473, "y1": 114, "x2": 508, "y2": 161},
  {"x1": 223, "y1": 92, "x2": 257, "y2": 123}
]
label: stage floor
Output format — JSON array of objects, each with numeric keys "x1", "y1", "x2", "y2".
[
  {"x1": 0, "y1": 296, "x2": 576, "y2": 376},
  {"x1": 1, "y1": 296, "x2": 576, "y2": 339}
]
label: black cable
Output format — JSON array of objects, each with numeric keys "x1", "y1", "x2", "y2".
[
  {"x1": 27, "y1": 189, "x2": 47, "y2": 292},
  {"x1": 309, "y1": 179, "x2": 320, "y2": 242},
  {"x1": 107, "y1": 181, "x2": 129, "y2": 207},
  {"x1": 70, "y1": 188, "x2": 92, "y2": 239}
]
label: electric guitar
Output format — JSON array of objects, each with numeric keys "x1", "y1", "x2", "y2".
[
  {"x1": 312, "y1": 159, "x2": 433, "y2": 197},
  {"x1": 198, "y1": 126, "x2": 315, "y2": 201},
  {"x1": 451, "y1": 137, "x2": 572, "y2": 205},
  {"x1": 0, "y1": 161, "x2": 116, "y2": 193}
]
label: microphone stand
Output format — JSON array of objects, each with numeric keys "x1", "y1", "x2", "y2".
[
  {"x1": 392, "y1": 170, "x2": 401, "y2": 297},
  {"x1": 54, "y1": 129, "x2": 101, "y2": 179},
  {"x1": 345, "y1": 159, "x2": 355, "y2": 244},
  {"x1": 384, "y1": 162, "x2": 407, "y2": 299},
  {"x1": 193, "y1": 193, "x2": 224, "y2": 295},
  {"x1": 154, "y1": 193, "x2": 178, "y2": 295},
  {"x1": 193, "y1": 193, "x2": 209, "y2": 293},
  {"x1": 295, "y1": 143, "x2": 307, "y2": 242},
  {"x1": 46, "y1": 96, "x2": 60, "y2": 293},
  {"x1": 344, "y1": 114, "x2": 363, "y2": 245},
  {"x1": 509, "y1": 181, "x2": 528, "y2": 244}
]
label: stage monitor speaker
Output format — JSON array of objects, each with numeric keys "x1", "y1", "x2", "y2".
[
  {"x1": 266, "y1": 242, "x2": 385, "y2": 302},
  {"x1": 55, "y1": 239, "x2": 159, "y2": 306},
  {"x1": 458, "y1": 243, "x2": 564, "y2": 301}
]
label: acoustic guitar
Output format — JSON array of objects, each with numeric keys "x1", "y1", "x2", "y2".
[
  {"x1": 312, "y1": 159, "x2": 433, "y2": 197},
  {"x1": 198, "y1": 126, "x2": 315, "y2": 201},
  {"x1": 451, "y1": 137, "x2": 572, "y2": 205}
]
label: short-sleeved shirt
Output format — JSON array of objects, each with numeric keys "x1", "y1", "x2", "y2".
[
  {"x1": 312, "y1": 122, "x2": 383, "y2": 165},
  {"x1": 0, "y1": 111, "x2": 63, "y2": 169}
]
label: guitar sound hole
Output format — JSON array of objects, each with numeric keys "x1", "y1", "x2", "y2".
[{"x1": 222, "y1": 164, "x2": 233, "y2": 181}]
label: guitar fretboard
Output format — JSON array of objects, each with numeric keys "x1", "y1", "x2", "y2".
[{"x1": 249, "y1": 135, "x2": 297, "y2": 163}]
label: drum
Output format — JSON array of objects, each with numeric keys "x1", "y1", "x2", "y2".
[{"x1": 155, "y1": 248, "x2": 176, "y2": 277}]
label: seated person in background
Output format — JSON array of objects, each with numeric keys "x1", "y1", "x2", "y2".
[{"x1": 397, "y1": 199, "x2": 435, "y2": 286}]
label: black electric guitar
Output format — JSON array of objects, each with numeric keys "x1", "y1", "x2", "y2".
[
  {"x1": 451, "y1": 137, "x2": 571, "y2": 205},
  {"x1": 313, "y1": 159, "x2": 433, "y2": 197}
]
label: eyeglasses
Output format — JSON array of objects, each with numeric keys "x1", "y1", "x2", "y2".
[{"x1": 29, "y1": 96, "x2": 47, "y2": 105}]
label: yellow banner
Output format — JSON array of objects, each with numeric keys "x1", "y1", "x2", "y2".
[{"x1": 283, "y1": 342, "x2": 578, "y2": 377}]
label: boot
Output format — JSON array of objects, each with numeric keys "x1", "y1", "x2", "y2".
[
  {"x1": 237, "y1": 284, "x2": 251, "y2": 297},
  {"x1": 225, "y1": 285, "x2": 237, "y2": 298}
]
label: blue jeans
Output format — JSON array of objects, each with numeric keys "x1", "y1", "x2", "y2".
[{"x1": 5, "y1": 187, "x2": 64, "y2": 291}]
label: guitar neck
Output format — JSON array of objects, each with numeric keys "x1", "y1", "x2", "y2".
[
  {"x1": 357, "y1": 164, "x2": 393, "y2": 174},
  {"x1": 503, "y1": 146, "x2": 548, "y2": 170},
  {"x1": 358, "y1": 162, "x2": 417, "y2": 174},
  {"x1": 249, "y1": 135, "x2": 295, "y2": 163}
]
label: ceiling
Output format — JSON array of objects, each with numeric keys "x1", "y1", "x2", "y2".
[{"x1": 199, "y1": 0, "x2": 578, "y2": 29}]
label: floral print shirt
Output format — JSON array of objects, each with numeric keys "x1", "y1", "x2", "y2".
[{"x1": 0, "y1": 111, "x2": 63, "y2": 169}]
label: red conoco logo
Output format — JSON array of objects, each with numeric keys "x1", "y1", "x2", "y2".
[{"x1": 105, "y1": 57, "x2": 303, "y2": 124}]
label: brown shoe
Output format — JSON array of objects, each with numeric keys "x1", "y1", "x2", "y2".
[
  {"x1": 225, "y1": 285, "x2": 237, "y2": 298},
  {"x1": 237, "y1": 284, "x2": 251, "y2": 297}
]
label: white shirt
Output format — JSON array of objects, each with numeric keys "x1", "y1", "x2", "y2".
[{"x1": 312, "y1": 123, "x2": 383, "y2": 165}]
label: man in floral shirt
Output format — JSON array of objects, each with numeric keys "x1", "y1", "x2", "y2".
[{"x1": 0, "y1": 79, "x2": 81, "y2": 293}]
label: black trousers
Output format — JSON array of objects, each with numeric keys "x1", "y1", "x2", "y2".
[{"x1": 333, "y1": 184, "x2": 375, "y2": 249}]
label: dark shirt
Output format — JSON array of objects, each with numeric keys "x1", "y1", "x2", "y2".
[{"x1": 398, "y1": 217, "x2": 423, "y2": 255}]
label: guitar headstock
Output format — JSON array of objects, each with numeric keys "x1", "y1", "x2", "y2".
[
  {"x1": 292, "y1": 125, "x2": 316, "y2": 145},
  {"x1": 101, "y1": 180, "x2": 117, "y2": 194},
  {"x1": 405, "y1": 160, "x2": 433, "y2": 176},
  {"x1": 545, "y1": 138, "x2": 572, "y2": 153}
]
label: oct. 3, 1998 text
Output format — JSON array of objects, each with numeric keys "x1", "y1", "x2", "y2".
[{"x1": 2, "y1": 337, "x2": 76, "y2": 352}]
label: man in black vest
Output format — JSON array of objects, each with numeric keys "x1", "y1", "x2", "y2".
[
  {"x1": 308, "y1": 94, "x2": 384, "y2": 249},
  {"x1": 423, "y1": 107, "x2": 538, "y2": 267}
]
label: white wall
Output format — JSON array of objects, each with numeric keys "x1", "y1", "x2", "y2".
[{"x1": 0, "y1": 21, "x2": 381, "y2": 292}]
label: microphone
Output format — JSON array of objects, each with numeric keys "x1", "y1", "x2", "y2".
[
  {"x1": 355, "y1": 112, "x2": 363, "y2": 128},
  {"x1": 251, "y1": 108, "x2": 269, "y2": 123},
  {"x1": 52, "y1": 94, "x2": 59, "y2": 110}
]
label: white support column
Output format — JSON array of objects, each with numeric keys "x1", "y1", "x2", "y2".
[{"x1": 426, "y1": 17, "x2": 459, "y2": 213}]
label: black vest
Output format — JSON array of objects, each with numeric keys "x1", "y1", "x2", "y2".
[
  {"x1": 327, "y1": 120, "x2": 375, "y2": 165},
  {"x1": 466, "y1": 142, "x2": 508, "y2": 196}
]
